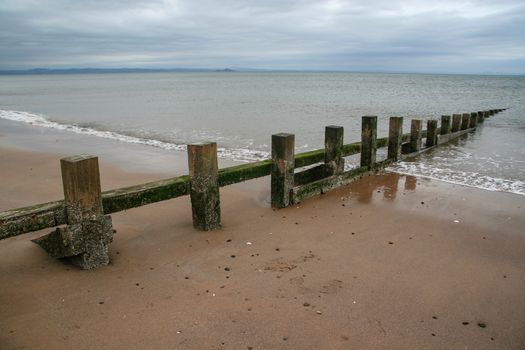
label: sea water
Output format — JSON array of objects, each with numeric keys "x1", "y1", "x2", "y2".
[{"x1": 0, "y1": 72, "x2": 524, "y2": 195}]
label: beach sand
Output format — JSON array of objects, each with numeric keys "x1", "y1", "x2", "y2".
[{"x1": 1, "y1": 144, "x2": 525, "y2": 350}]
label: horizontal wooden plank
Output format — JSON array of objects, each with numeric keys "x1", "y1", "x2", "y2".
[
  {"x1": 218, "y1": 160, "x2": 272, "y2": 186},
  {"x1": 101, "y1": 175, "x2": 190, "y2": 214},
  {"x1": 0, "y1": 200, "x2": 66, "y2": 240},
  {"x1": 294, "y1": 164, "x2": 326, "y2": 187},
  {"x1": 292, "y1": 159, "x2": 395, "y2": 204}
]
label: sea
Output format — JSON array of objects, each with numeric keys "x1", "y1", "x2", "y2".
[{"x1": 0, "y1": 72, "x2": 524, "y2": 195}]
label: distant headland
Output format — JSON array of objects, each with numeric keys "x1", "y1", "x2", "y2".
[{"x1": 0, "y1": 67, "x2": 243, "y2": 75}]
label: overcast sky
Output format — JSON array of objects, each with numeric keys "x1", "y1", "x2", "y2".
[{"x1": 0, "y1": 0, "x2": 524, "y2": 74}]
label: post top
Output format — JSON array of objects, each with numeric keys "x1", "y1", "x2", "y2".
[
  {"x1": 325, "y1": 125, "x2": 343, "y2": 129},
  {"x1": 272, "y1": 133, "x2": 294, "y2": 138},
  {"x1": 188, "y1": 142, "x2": 216, "y2": 147},
  {"x1": 61, "y1": 154, "x2": 97, "y2": 163}
]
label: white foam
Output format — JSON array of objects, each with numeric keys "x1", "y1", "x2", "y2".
[
  {"x1": 0, "y1": 110, "x2": 270, "y2": 163},
  {"x1": 388, "y1": 161, "x2": 525, "y2": 196}
]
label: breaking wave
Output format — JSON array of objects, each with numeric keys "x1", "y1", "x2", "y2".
[
  {"x1": 0, "y1": 110, "x2": 270, "y2": 162},
  {"x1": 388, "y1": 161, "x2": 525, "y2": 196}
]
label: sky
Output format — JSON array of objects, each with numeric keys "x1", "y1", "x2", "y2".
[{"x1": 0, "y1": 0, "x2": 524, "y2": 74}]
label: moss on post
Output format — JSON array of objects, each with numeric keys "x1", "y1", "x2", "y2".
[
  {"x1": 188, "y1": 142, "x2": 221, "y2": 231},
  {"x1": 469, "y1": 112, "x2": 477, "y2": 128},
  {"x1": 451, "y1": 114, "x2": 462, "y2": 132},
  {"x1": 388, "y1": 117, "x2": 403, "y2": 161},
  {"x1": 33, "y1": 155, "x2": 114, "y2": 269},
  {"x1": 324, "y1": 126, "x2": 344, "y2": 176},
  {"x1": 410, "y1": 119, "x2": 423, "y2": 152},
  {"x1": 360, "y1": 116, "x2": 377, "y2": 168},
  {"x1": 426, "y1": 120, "x2": 438, "y2": 147},
  {"x1": 477, "y1": 111, "x2": 484, "y2": 124},
  {"x1": 461, "y1": 113, "x2": 470, "y2": 130},
  {"x1": 271, "y1": 133, "x2": 295, "y2": 208},
  {"x1": 440, "y1": 115, "x2": 451, "y2": 135}
]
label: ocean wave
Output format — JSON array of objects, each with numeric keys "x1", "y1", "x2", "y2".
[
  {"x1": 0, "y1": 110, "x2": 270, "y2": 163},
  {"x1": 388, "y1": 161, "x2": 525, "y2": 196}
]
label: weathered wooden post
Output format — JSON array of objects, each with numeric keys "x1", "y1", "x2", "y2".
[
  {"x1": 187, "y1": 142, "x2": 221, "y2": 230},
  {"x1": 388, "y1": 116, "x2": 403, "y2": 161},
  {"x1": 324, "y1": 126, "x2": 344, "y2": 176},
  {"x1": 469, "y1": 112, "x2": 477, "y2": 128},
  {"x1": 271, "y1": 133, "x2": 295, "y2": 208},
  {"x1": 451, "y1": 114, "x2": 462, "y2": 132},
  {"x1": 360, "y1": 116, "x2": 377, "y2": 168},
  {"x1": 33, "y1": 155, "x2": 114, "y2": 269},
  {"x1": 426, "y1": 120, "x2": 438, "y2": 147},
  {"x1": 477, "y1": 111, "x2": 484, "y2": 124},
  {"x1": 410, "y1": 119, "x2": 423, "y2": 152},
  {"x1": 461, "y1": 113, "x2": 470, "y2": 130},
  {"x1": 440, "y1": 115, "x2": 451, "y2": 135}
]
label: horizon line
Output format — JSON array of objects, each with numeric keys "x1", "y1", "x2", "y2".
[{"x1": 0, "y1": 67, "x2": 524, "y2": 77}]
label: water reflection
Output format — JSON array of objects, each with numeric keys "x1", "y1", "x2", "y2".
[{"x1": 350, "y1": 172, "x2": 418, "y2": 203}]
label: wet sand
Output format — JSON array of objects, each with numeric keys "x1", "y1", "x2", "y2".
[{"x1": 1, "y1": 146, "x2": 525, "y2": 350}]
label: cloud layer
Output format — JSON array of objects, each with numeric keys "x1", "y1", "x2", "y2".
[{"x1": 1, "y1": 0, "x2": 524, "y2": 73}]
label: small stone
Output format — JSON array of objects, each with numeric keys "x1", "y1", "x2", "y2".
[
  {"x1": 462, "y1": 321, "x2": 469, "y2": 325},
  {"x1": 316, "y1": 310, "x2": 322, "y2": 315},
  {"x1": 231, "y1": 255, "x2": 236, "y2": 258},
  {"x1": 388, "y1": 241, "x2": 394, "y2": 245},
  {"x1": 226, "y1": 239, "x2": 232, "y2": 242},
  {"x1": 303, "y1": 302, "x2": 310, "y2": 307},
  {"x1": 224, "y1": 267, "x2": 231, "y2": 271},
  {"x1": 477, "y1": 322, "x2": 487, "y2": 328}
]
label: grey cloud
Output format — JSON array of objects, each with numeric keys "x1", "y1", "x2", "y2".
[{"x1": 0, "y1": 0, "x2": 524, "y2": 73}]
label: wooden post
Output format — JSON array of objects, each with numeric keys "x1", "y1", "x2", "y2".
[
  {"x1": 388, "y1": 117, "x2": 403, "y2": 161},
  {"x1": 61, "y1": 155, "x2": 103, "y2": 222},
  {"x1": 410, "y1": 119, "x2": 423, "y2": 152},
  {"x1": 426, "y1": 120, "x2": 438, "y2": 147},
  {"x1": 33, "y1": 155, "x2": 114, "y2": 269},
  {"x1": 188, "y1": 142, "x2": 221, "y2": 230},
  {"x1": 324, "y1": 126, "x2": 344, "y2": 176},
  {"x1": 469, "y1": 112, "x2": 477, "y2": 128},
  {"x1": 489, "y1": 110, "x2": 495, "y2": 116},
  {"x1": 477, "y1": 111, "x2": 484, "y2": 124},
  {"x1": 451, "y1": 114, "x2": 462, "y2": 132},
  {"x1": 440, "y1": 115, "x2": 451, "y2": 135},
  {"x1": 484, "y1": 111, "x2": 490, "y2": 119},
  {"x1": 271, "y1": 133, "x2": 295, "y2": 208},
  {"x1": 461, "y1": 113, "x2": 470, "y2": 130},
  {"x1": 360, "y1": 116, "x2": 377, "y2": 168}
]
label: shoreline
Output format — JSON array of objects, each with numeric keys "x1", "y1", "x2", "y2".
[{"x1": 1, "y1": 134, "x2": 525, "y2": 349}]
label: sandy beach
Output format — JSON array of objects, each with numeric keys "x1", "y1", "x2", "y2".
[{"x1": 1, "y1": 141, "x2": 524, "y2": 350}]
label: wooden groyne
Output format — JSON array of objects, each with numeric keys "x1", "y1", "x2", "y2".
[{"x1": 0, "y1": 108, "x2": 506, "y2": 268}]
